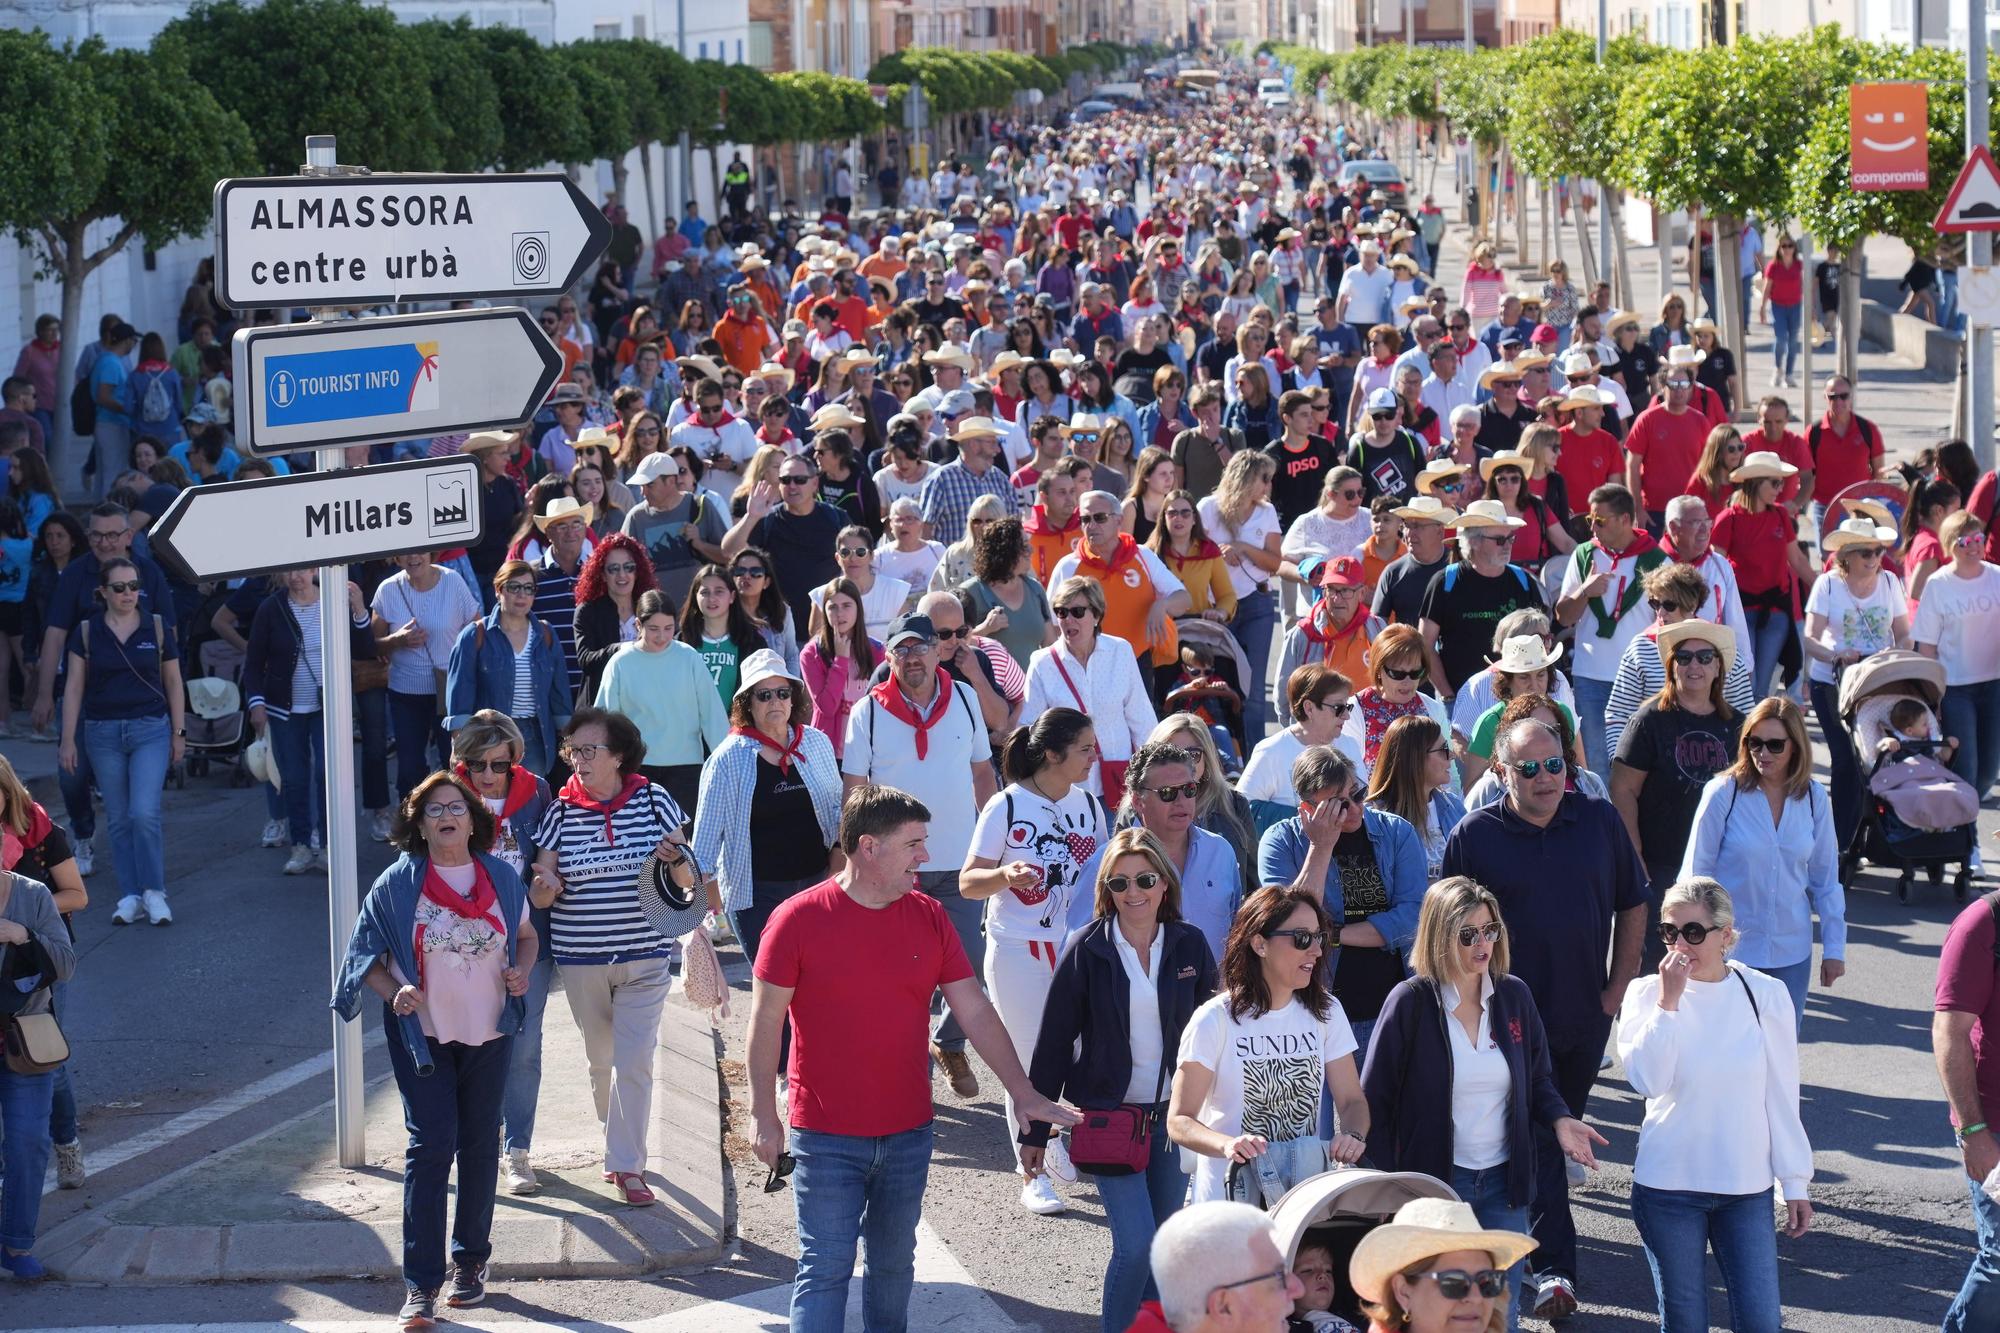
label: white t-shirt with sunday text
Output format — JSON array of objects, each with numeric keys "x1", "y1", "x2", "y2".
[
  {"x1": 1177, "y1": 991, "x2": 1358, "y2": 1203},
  {"x1": 968, "y1": 781, "x2": 1108, "y2": 944},
  {"x1": 1913, "y1": 563, "x2": 2000, "y2": 685}
]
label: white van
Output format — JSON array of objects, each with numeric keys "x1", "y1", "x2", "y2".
[{"x1": 1257, "y1": 77, "x2": 1291, "y2": 108}]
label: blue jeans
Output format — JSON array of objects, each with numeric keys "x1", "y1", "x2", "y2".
[
  {"x1": 83, "y1": 714, "x2": 171, "y2": 899},
  {"x1": 500, "y1": 950, "x2": 554, "y2": 1153},
  {"x1": 1631, "y1": 1183, "x2": 1782, "y2": 1333},
  {"x1": 1808, "y1": 678, "x2": 1862, "y2": 850},
  {"x1": 1943, "y1": 678, "x2": 2000, "y2": 803},
  {"x1": 388, "y1": 689, "x2": 450, "y2": 801},
  {"x1": 1454, "y1": 1163, "x2": 1530, "y2": 1333},
  {"x1": 1771, "y1": 303, "x2": 1801, "y2": 376},
  {"x1": 1572, "y1": 675, "x2": 1615, "y2": 779},
  {"x1": 0, "y1": 1065, "x2": 56, "y2": 1251},
  {"x1": 922, "y1": 871, "x2": 984, "y2": 1053},
  {"x1": 1758, "y1": 956, "x2": 1811, "y2": 1035},
  {"x1": 48, "y1": 978, "x2": 76, "y2": 1145},
  {"x1": 268, "y1": 709, "x2": 326, "y2": 846},
  {"x1": 789, "y1": 1122, "x2": 934, "y2": 1333},
  {"x1": 384, "y1": 1006, "x2": 511, "y2": 1293},
  {"x1": 1230, "y1": 588, "x2": 1278, "y2": 742},
  {"x1": 1747, "y1": 607, "x2": 1791, "y2": 700},
  {"x1": 56, "y1": 742, "x2": 94, "y2": 843},
  {"x1": 1093, "y1": 1122, "x2": 1186, "y2": 1333},
  {"x1": 357, "y1": 686, "x2": 391, "y2": 811},
  {"x1": 91, "y1": 421, "x2": 130, "y2": 500},
  {"x1": 1946, "y1": 1172, "x2": 2000, "y2": 1331}
]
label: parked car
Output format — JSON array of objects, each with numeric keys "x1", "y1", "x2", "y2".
[{"x1": 1336, "y1": 159, "x2": 1409, "y2": 212}]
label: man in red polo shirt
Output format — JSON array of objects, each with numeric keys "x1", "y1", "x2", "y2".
[
  {"x1": 1806, "y1": 374, "x2": 1884, "y2": 524},
  {"x1": 1749, "y1": 394, "x2": 1815, "y2": 516},
  {"x1": 1623, "y1": 373, "x2": 1712, "y2": 533},
  {"x1": 750, "y1": 785, "x2": 1078, "y2": 1331},
  {"x1": 1555, "y1": 385, "x2": 1624, "y2": 503}
]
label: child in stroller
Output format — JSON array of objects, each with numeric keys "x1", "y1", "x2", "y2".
[
  {"x1": 1862, "y1": 696, "x2": 1958, "y2": 767},
  {"x1": 1839, "y1": 649, "x2": 1982, "y2": 900}
]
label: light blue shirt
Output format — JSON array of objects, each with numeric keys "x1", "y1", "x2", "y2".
[
  {"x1": 1679, "y1": 772, "x2": 1845, "y2": 970},
  {"x1": 1256, "y1": 806, "x2": 1426, "y2": 959},
  {"x1": 1072, "y1": 824, "x2": 1241, "y2": 964}
]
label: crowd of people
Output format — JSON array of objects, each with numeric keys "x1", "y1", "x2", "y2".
[{"x1": 4, "y1": 56, "x2": 1999, "y2": 1333}]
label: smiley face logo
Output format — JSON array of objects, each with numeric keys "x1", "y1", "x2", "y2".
[{"x1": 1860, "y1": 109, "x2": 1917, "y2": 155}]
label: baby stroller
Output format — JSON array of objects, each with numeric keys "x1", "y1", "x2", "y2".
[
  {"x1": 1836, "y1": 649, "x2": 1978, "y2": 903},
  {"x1": 1172, "y1": 615, "x2": 1254, "y2": 765},
  {"x1": 1268, "y1": 1168, "x2": 1461, "y2": 1330},
  {"x1": 173, "y1": 674, "x2": 253, "y2": 789}
]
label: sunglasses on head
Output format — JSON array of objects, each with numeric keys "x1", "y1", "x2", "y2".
[
  {"x1": 1106, "y1": 872, "x2": 1165, "y2": 893},
  {"x1": 1414, "y1": 1269, "x2": 1507, "y2": 1301},
  {"x1": 1509, "y1": 755, "x2": 1565, "y2": 778},
  {"x1": 1658, "y1": 921, "x2": 1715, "y2": 947}
]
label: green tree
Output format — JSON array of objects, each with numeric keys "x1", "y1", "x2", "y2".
[
  {"x1": 166, "y1": 0, "x2": 452, "y2": 173},
  {"x1": 0, "y1": 32, "x2": 256, "y2": 473},
  {"x1": 474, "y1": 26, "x2": 587, "y2": 171},
  {"x1": 402, "y1": 19, "x2": 504, "y2": 174}
]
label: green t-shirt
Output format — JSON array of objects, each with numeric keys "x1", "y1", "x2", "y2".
[
  {"x1": 1470, "y1": 699, "x2": 1577, "y2": 760},
  {"x1": 700, "y1": 634, "x2": 741, "y2": 704}
]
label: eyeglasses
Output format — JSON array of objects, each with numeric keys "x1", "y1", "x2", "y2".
[
  {"x1": 1509, "y1": 755, "x2": 1566, "y2": 778},
  {"x1": 889, "y1": 640, "x2": 933, "y2": 658},
  {"x1": 1456, "y1": 922, "x2": 1504, "y2": 948},
  {"x1": 1055, "y1": 604, "x2": 1095, "y2": 619},
  {"x1": 500, "y1": 581, "x2": 537, "y2": 596},
  {"x1": 1212, "y1": 1264, "x2": 1293, "y2": 1296},
  {"x1": 422, "y1": 800, "x2": 470, "y2": 818},
  {"x1": 1080, "y1": 512, "x2": 1117, "y2": 525},
  {"x1": 87, "y1": 529, "x2": 125, "y2": 545},
  {"x1": 732, "y1": 566, "x2": 769, "y2": 579},
  {"x1": 461, "y1": 759, "x2": 513, "y2": 775},
  {"x1": 698, "y1": 403, "x2": 724, "y2": 415},
  {"x1": 633, "y1": 426, "x2": 662, "y2": 439},
  {"x1": 1382, "y1": 665, "x2": 1425, "y2": 682},
  {"x1": 779, "y1": 475, "x2": 815, "y2": 486},
  {"x1": 1658, "y1": 921, "x2": 1715, "y2": 947},
  {"x1": 103, "y1": 579, "x2": 141, "y2": 594},
  {"x1": 751, "y1": 686, "x2": 793, "y2": 703},
  {"x1": 836, "y1": 546, "x2": 871, "y2": 559},
  {"x1": 1413, "y1": 1269, "x2": 1507, "y2": 1301},
  {"x1": 1745, "y1": 734, "x2": 1791, "y2": 755},
  {"x1": 1105, "y1": 872, "x2": 1165, "y2": 893},
  {"x1": 1671, "y1": 648, "x2": 1719, "y2": 667},
  {"x1": 1144, "y1": 782, "x2": 1201, "y2": 803},
  {"x1": 1073, "y1": 432, "x2": 1102, "y2": 444},
  {"x1": 1264, "y1": 927, "x2": 1330, "y2": 950},
  {"x1": 561, "y1": 742, "x2": 610, "y2": 761}
]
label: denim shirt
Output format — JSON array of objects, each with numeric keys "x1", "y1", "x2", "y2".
[
  {"x1": 1256, "y1": 806, "x2": 1427, "y2": 966},
  {"x1": 444, "y1": 608, "x2": 574, "y2": 764},
  {"x1": 330, "y1": 852, "x2": 528, "y2": 1061}
]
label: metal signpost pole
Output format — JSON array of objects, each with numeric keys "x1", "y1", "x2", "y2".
[
  {"x1": 300, "y1": 135, "x2": 366, "y2": 1170},
  {"x1": 1971, "y1": 1, "x2": 1995, "y2": 473}
]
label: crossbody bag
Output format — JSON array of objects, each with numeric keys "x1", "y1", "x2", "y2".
[{"x1": 1065, "y1": 992, "x2": 1170, "y2": 1177}]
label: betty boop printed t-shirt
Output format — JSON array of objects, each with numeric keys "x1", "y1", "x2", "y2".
[
  {"x1": 968, "y1": 781, "x2": 1108, "y2": 944},
  {"x1": 1177, "y1": 991, "x2": 1358, "y2": 1203}
]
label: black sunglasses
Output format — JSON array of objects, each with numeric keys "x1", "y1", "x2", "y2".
[
  {"x1": 751, "y1": 686, "x2": 793, "y2": 703},
  {"x1": 1264, "y1": 927, "x2": 1331, "y2": 951},
  {"x1": 732, "y1": 566, "x2": 769, "y2": 579},
  {"x1": 1054, "y1": 605, "x2": 1095, "y2": 619},
  {"x1": 1671, "y1": 648, "x2": 1719, "y2": 667},
  {"x1": 1145, "y1": 782, "x2": 1201, "y2": 802},
  {"x1": 461, "y1": 759, "x2": 513, "y2": 775},
  {"x1": 1658, "y1": 921, "x2": 1715, "y2": 947},
  {"x1": 1745, "y1": 735, "x2": 1791, "y2": 755},
  {"x1": 1456, "y1": 922, "x2": 1504, "y2": 948},
  {"x1": 1382, "y1": 665, "x2": 1425, "y2": 682},
  {"x1": 763, "y1": 1151, "x2": 796, "y2": 1193},
  {"x1": 1414, "y1": 1269, "x2": 1507, "y2": 1301}
]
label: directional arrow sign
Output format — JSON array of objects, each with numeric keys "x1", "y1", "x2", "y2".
[
  {"x1": 213, "y1": 173, "x2": 611, "y2": 309},
  {"x1": 150, "y1": 456, "x2": 483, "y2": 583},
  {"x1": 232, "y1": 309, "x2": 563, "y2": 456}
]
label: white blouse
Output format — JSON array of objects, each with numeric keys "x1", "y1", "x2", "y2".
[{"x1": 1019, "y1": 634, "x2": 1159, "y2": 795}]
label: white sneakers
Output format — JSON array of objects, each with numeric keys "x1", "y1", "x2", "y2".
[
  {"x1": 260, "y1": 819, "x2": 288, "y2": 848},
  {"x1": 283, "y1": 845, "x2": 314, "y2": 875},
  {"x1": 111, "y1": 895, "x2": 143, "y2": 925},
  {"x1": 504, "y1": 1149, "x2": 539, "y2": 1195},
  {"x1": 370, "y1": 809, "x2": 394, "y2": 843},
  {"x1": 72, "y1": 837, "x2": 94, "y2": 877},
  {"x1": 143, "y1": 890, "x2": 172, "y2": 925},
  {"x1": 1044, "y1": 1135, "x2": 1079, "y2": 1185},
  {"x1": 53, "y1": 1139, "x2": 85, "y2": 1189},
  {"x1": 113, "y1": 893, "x2": 171, "y2": 925},
  {"x1": 1019, "y1": 1175, "x2": 1065, "y2": 1215}
]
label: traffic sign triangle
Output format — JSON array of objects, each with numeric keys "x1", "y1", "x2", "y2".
[{"x1": 1935, "y1": 144, "x2": 2000, "y2": 232}]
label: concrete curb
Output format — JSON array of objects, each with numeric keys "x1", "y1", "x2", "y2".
[{"x1": 35, "y1": 992, "x2": 727, "y2": 1284}]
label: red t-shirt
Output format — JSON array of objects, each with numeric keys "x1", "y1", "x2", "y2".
[
  {"x1": 1712, "y1": 503, "x2": 1794, "y2": 597},
  {"x1": 1809, "y1": 413, "x2": 1882, "y2": 501},
  {"x1": 1624, "y1": 404, "x2": 1712, "y2": 512},
  {"x1": 1556, "y1": 425, "x2": 1624, "y2": 501},
  {"x1": 1969, "y1": 470, "x2": 2000, "y2": 563},
  {"x1": 1935, "y1": 896, "x2": 2000, "y2": 1130},
  {"x1": 1750, "y1": 428, "x2": 1814, "y2": 505},
  {"x1": 1762, "y1": 257, "x2": 1804, "y2": 307},
  {"x1": 753, "y1": 878, "x2": 973, "y2": 1136}
]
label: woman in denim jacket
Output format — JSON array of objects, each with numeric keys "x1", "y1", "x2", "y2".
[
  {"x1": 330, "y1": 769, "x2": 535, "y2": 1330},
  {"x1": 443, "y1": 560, "x2": 573, "y2": 777}
]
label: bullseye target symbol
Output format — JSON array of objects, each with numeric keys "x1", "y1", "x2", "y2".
[{"x1": 512, "y1": 231, "x2": 549, "y2": 285}]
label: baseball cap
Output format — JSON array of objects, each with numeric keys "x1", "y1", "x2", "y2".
[
  {"x1": 1366, "y1": 387, "x2": 1399, "y2": 413},
  {"x1": 630, "y1": 452, "x2": 683, "y2": 485},
  {"x1": 1316, "y1": 556, "x2": 1365, "y2": 589},
  {"x1": 884, "y1": 613, "x2": 937, "y2": 650},
  {"x1": 1530, "y1": 323, "x2": 1558, "y2": 344}
]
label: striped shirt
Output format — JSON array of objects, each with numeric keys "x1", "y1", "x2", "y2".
[
  {"x1": 287, "y1": 599, "x2": 323, "y2": 715},
  {"x1": 533, "y1": 550, "x2": 583, "y2": 696},
  {"x1": 533, "y1": 782, "x2": 686, "y2": 964},
  {"x1": 510, "y1": 638, "x2": 535, "y2": 717}
]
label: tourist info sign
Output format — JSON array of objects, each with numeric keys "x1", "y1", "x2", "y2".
[
  {"x1": 149, "y1": 456, "x2": 483, "y2": 583},
  {"x1": 212, "y1": 172, "x2": 611, "y2": 308},
  {"x1": 232, "y1": 309, "x2": 564, "y2": 455}
]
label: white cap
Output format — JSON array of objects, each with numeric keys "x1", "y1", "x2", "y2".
[{"x1": 734, "y1": 648, "x2": 801, "y2": 699}]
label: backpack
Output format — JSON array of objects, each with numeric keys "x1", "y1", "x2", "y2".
[
  {"x1": 1806, "y1": 417, "x2": 1879, "y2": 469},
  {"x1": 70, "y1": 374, "x2": 96, "y2": 437},
  {"x1": 139, "y1": 370, "x2": 174, "y2": 426}
]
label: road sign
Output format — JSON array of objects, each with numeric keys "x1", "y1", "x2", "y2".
[
  {"x1": 1850, "y1": 82, "x2": 1929, "y2": 192},
  {"x1": 149, "y1": 455, "x2": 483, "y2": 583},
  {"x1": 1936, "y1": 145, "x2": 2000, "y2": 232},
  {"x1": 232, "y1": 309, "x2": 562, "y2": 456},
  {"x1": 213, "y1": 173, "x2": 611, "y2": 308}
]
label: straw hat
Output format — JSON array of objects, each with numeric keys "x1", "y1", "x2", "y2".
[
  {"x1": 949, "y1": 415, "x2": 1004, "y2": 441},
  {"x1": 810, "y1": 404, "x2": 867, "y2": 432},
  {"x1": 1728, "y1": 449, "x2": 1798, "y2": 484},
  {"x1": 924, "y1": 346, "x2": 976, "y2": 372},
  {"x1": 458, "y1": 430, "x2": 513, "y2": 454},
  {"x1": 1512, "y1": 352, "x2": 1553, "y2": 373},
  {"x1": 1415, "y1": 459, "x2": 1469, "y2": 495},
  {"x1": 738, "y1": 254, "x2": 770, "y2": 273},
  {"x1": 533, "y1": 496, "x2": 589, "y2": 532},
  {"x1": 1388, "y1": 255, "x2": 1420, "y2": 273},
  {"x1": 1515, "y1": 290, "x2": 1544, "y2": 307},
  {"x1": 835, "y1": 349, "x2": 879, "y2": 372},
  {"x1": 1398, "y1": 294, "x2": 1429, "y2": 314},
  {"x1": 1391, "y1": 494, "x2": 1458, "y2": 524},
  {"x1": 1656, "y1": 619, "x2": 1736, "y2": 677},
  {"x1": 1605, "y1": 310, "x2": 1643, "y2": 337},
  {"x1": 572, "y1": 424, "x2": 614, "y2": 451},
  {"x1": 754, "y1": 362, "x2": 795, "y2": 392},
  {"x1": 1448, "y1": 499, "x2": 1526, "y2": 530},
  {"x1": 1047, "y1": 349, "x2": 1084, "y2": 369},
  {"x1": 1843, "y1": 497, "x2": 1897, "y2": 528},
  {"x1": 1276, "y1": 227, "x2": 1300, "y2": 243},
  {"x1": 1663, "y1": 343, "x2": 1707, "y2": 370},
  {"x1": 988, "y1": 350, "x2": 1030, "y2": 376},
  {"x1": 1822, "y1": 517, "x2": 1900, "y2": 552},
  {"x1": 1493, "y1": 634, "x2": 1564, "y2": 673},
  {"x1": 1480, "y1": 449, "x2": 1536, "y2": 482},
  {"x1": 1349, "y1": 1199, "x2": 1536, "y2": 1306},
  {"x1": 1069, "y1": 411, "x2": 1105, "y2": 434},
  {"x1": 1558, "y1": 350, "x2": 1595, "y2": 378},
  {"x1": 1478, "y1": 362, "x2": 1524, "y2": 391},
  {"x1": 678, "y1": 354, "x2": 724, "y2": 381},
  {"x1": 244, "y1": 733, "x2": 279, "y2": 791},
  {"x1": 1689, "y1": 316, "x2": 1719, "y2": 336},
  {"x1": 1560, "y1": 384, "x2": 1613, "y2": 412}
]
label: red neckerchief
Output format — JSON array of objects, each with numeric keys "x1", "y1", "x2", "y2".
[
  {"x1": 871, "y1": 671, "x2": 954, "y2": 760},
  {"x1": 415, "y1": 857, "x2": 507, "y2": 991},
  {"x1": 454, "y1": 762, "x2": 539, "y2": 823},
  {"x1": 1301, "y1": 602, "x2": 1369, "y2": 664},
  {"x1": 1023, "y1": 503, "x2": 1081, "y2": 540},
  {"x1": 1, "y1": 802, "x2": 55, "y2": 873},
  {"x1": 558, "y1": 771, "x2": 649, "y2": 845},
  {"x1": 1165, "y1": 538, "x2": 1222, "y2": 574},
  {"x1": 731, "y1": 723, "x2": 807, "y2": 775},
  {"x1": 1072, "y1": 530, "x2": 1143, "y2": 581}
]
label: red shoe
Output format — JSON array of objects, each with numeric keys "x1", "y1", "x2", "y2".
[{"x1": 611, "y1": 1171, "x2": 656, "y2": 1205}]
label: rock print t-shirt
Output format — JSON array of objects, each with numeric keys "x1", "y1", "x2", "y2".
[
  {"x1": 968, "y1": 782, "x2": 1108, "y2": 946},
  {"x1": 1178, "y1": 992, "x2": 1358, "y2": 1203}
]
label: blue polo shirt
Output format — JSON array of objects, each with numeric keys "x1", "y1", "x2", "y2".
[
  {"x1": 1072, "y1": 824, "x2": 1241, "y2": 964},
  {"x1": 47, "y1": 551, "x2": 176, "y2": 636},
  {"x1": 1438, "y1": 791, "x2": 1648, "y2": 1044}
]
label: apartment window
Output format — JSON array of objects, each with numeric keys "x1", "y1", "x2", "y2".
[
  {"x1": 699, "y1": 40, "x2": 708, "y2": 58},
  {"x1": 747, "y1": 21, "x2": 773, "y2": 68},
  {"x1": 593, "y1": 20, "x2": 621, "y2": 38},
  {"x1": 966, "y1": 6, "x2": 997, "y2": 36}
]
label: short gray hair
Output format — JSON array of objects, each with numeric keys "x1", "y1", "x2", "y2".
[
  {"x1": 1079, "y1": 489, "x2": 1120, "y2": 512},
  {"x1": 1664, "y1": 494, "x2": 1709, "y2": 526},
  {"x1": 916, "y1": 589, "x2": 961, "y2": 621},
  {"x1": 1494, "y1": 718, "x2": 1561, "y2": 766},
  {"x1": 1289, "y1": 744, "x2": 1354, "y2": 801},
  {"x1": 889, "y1": 496, "x2": 923, "y2": 521},
  {"x1": 1152, "y1": 1201, "x2": 1278, "y2": 1329},
  {"x1": 1450, "y1": 403, "x2": 1481, "y2": 430}
]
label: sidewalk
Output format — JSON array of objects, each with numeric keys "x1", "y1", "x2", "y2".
[{"x1": 32, "y1": 984, "x2": 726, "y2": 1284}]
